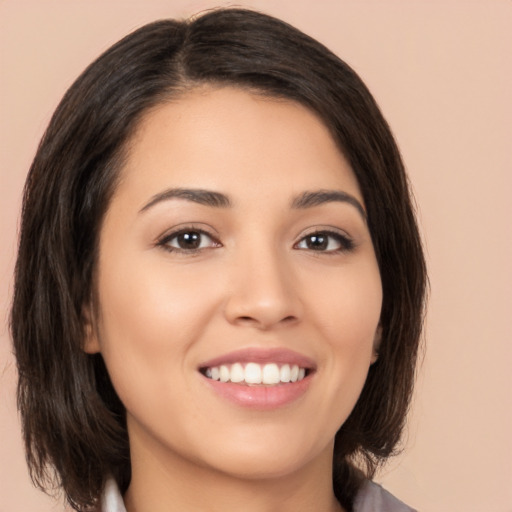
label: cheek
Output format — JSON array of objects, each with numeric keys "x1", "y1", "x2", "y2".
[
  {"x1": 98, "y1": 245, "x2": 217, "y2": 336},
  {"x1": 93, "y1": 252, "x2": 220, "y2": 398},
  {"x1": 310, "y1": 258, "x2": 382, "y2": 400},
  {"x1": 313, "y1": 258, "x2": 382, "y2": 344}
]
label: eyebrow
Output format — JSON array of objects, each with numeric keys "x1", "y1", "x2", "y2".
[
  {"x1": 291, "y1": 190, "x2": 366, "y2": 220},
  {"x1": 139, "y1": 188, "x2": 232, "y2": 212},
  {"x1": 139, "y1": 187, "x2": 366, "y2": 220}
]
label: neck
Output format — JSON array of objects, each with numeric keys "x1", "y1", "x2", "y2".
[{"x1": 123, "y1": 428, "x2": 344, "y2": 512}]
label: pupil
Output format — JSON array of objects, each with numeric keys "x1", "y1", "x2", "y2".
[
  {"x1": 308, "y1": 234, "x2": 327, "y2": 250},
  {"x1": 178, "y1": 232, "x2": 200, "y2": 249}
]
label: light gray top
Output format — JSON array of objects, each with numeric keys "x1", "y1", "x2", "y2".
[
  {"x1": 353, "y1": 480, "x2": 417, "y2": 512},
  {"x1": 100, "y1": 477, "x2": 416, "y2": 512}
]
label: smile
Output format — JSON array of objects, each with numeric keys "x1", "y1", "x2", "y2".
[
  {"x1": 202, "y1": 363, "x2": 308, "y2": 386},
  {"x1": 198, "y1": 348, "x2": 315, "y2": 409}
]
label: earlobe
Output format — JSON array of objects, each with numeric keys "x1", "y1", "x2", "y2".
[
  {"x1": 371, "y1": 325, "x2": 382, "y2": 364},
  {"x1": 82, "y1": 305, "x2": 101, "y2": 354}
]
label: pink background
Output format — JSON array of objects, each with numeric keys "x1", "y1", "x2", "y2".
[{"x1": 1, "y1": 1, "x2": 511, "y2": 511}]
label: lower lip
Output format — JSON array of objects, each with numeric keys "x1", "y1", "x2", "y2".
[{"x1": 201, "y1": 375, "x2": 312, "y2": 410}]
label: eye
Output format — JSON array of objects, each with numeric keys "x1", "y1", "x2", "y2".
[
  {"x1": 158, "y1": 228, "x2": 220, "y2": 253},
  {"x1": 295, "y1": 230, "x2": 354, "y2": 253}
]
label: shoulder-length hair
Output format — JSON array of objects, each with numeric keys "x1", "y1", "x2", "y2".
[{"x1": 11, "y1": 8, "x2": 426, "y2": 512}]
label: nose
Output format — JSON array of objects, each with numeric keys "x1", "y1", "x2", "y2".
[{"x1": 223, "y1": 245, "x2": 303, "y2": 330}]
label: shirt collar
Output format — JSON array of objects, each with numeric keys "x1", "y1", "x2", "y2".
[{"x1": 100, "y1": 478, "x2": 127, "y2": 512}]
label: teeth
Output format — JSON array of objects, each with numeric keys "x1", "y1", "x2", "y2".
[
  {"x1": 211, "y1": 367, "x2": 220, "y2": 381},
  {"x1": 280, "y1": 364, "x2": 291, "y2": 383},
  {"x1": 230, "y1": 363, "x2": 245, "y2": 383},
  {"x1": 204, "y1": 362, "x2": 308, "y2": 385},
  {"x1": 245, "y1": 362, "x2": 262, "y2": 384},
  {"x1": 219, "y1": 365, "x2": 230, "y2": 383},
  {"x1": 262, "y1": 363, "x2": 280, "y2": 385}
]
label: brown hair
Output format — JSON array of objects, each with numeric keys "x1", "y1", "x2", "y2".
[{"x1": 10, "y1": 8, "x2": 426, "y2": 511}]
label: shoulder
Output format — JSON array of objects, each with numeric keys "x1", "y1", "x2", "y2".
[{"x1": 353, "y1": 480, "x2": 417, "y2": 512}]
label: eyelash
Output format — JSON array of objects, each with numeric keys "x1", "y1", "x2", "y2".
[
  {"x1": 156, "y1": 228, "x2": 355, "y2": 254},
  {"x1": 157, "y1": 227, "x2": 221, "y2": 254},
  {"x1": 294, "y1": 230, "x2": 355, "y2": 254}
]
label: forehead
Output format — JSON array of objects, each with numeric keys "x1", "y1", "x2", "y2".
[{"x1": 116, "y1": 86, "x2": 362, "y2": 207}]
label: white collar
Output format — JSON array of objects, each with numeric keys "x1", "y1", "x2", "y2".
[{"x1": 100, "y1": 478, "x2": 127, "y2": 512}]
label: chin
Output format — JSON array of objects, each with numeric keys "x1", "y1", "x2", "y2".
[{"x1": 194, "y1": 432, "x2": 332, "y2": 481}]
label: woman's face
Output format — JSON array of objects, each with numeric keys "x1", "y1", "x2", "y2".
[{"x1": 85, "y1": 87, "x2": 382, "y2": 480}]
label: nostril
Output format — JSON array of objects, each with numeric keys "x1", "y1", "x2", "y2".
[
  {"x1": 281, "y1": 315, "x2": 298, "y2": 325},
  {"x1": 237, "y1": 315, "x2": 297, "y2": 325}
]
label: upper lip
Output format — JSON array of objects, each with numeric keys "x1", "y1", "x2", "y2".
[{"x1": 198, "y1": 347, "x2": 316, "y2": 370}]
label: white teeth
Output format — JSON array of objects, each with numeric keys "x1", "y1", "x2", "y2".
[
  {"x1": 204, "y1": 362, "x2": 308, "y2": 385},
  {"x1": 219, "y1": 365, "x2": 230, "y2": 383},
  {"x1": 280, "y1": 364, "x2": 291, "y2": 383},
  {"x1": 244, "y1": 362, "x2": 262, "y2": 384},
  {"x1": 262, "y1": 363, "x2": 280, "y2": 385},
  {"x1": 230, "y1": 363, "x2": 245, "y2": 383}
]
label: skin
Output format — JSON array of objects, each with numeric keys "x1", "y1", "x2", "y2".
[{"x1": 84, "y1": 87, "x2": 382, "y2": 512}]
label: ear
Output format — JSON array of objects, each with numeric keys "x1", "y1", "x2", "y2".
[
  {"x1": 82, "y1": 303, "x2": 101, "y2": 354},
  {"x1": 370, "y1": 325, "x2": 382, "y2": 364}
]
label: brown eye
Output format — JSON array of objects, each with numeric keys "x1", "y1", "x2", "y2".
[
  {"x1": 160, "y1": 229, "x2": 219, "y2": 252},
  {"x1": 303, "y1": 234, "x2": 329, "y2": 250},
  {"x1": 296, "y1": 231, "x2": 354, "y2": 252},
  {"x1": 174, "y1": 232, "x2": 203, "y2": 249}
]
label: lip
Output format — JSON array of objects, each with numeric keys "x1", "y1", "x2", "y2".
[
  {"x1": 198, "y1": 348, "x2": 316, "y2": 410},
  {"x1": 199, "y1": 347, "x2": 316, "y2": 370}
]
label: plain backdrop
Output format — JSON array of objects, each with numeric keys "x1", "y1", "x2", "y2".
[{"x1": 1, "y1": 1, "x2": 511, "y2": 511}]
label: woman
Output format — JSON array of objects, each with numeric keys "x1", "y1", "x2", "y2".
[{"x1": 11, "y1": 8, "x2": 426, "y2": 512}]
